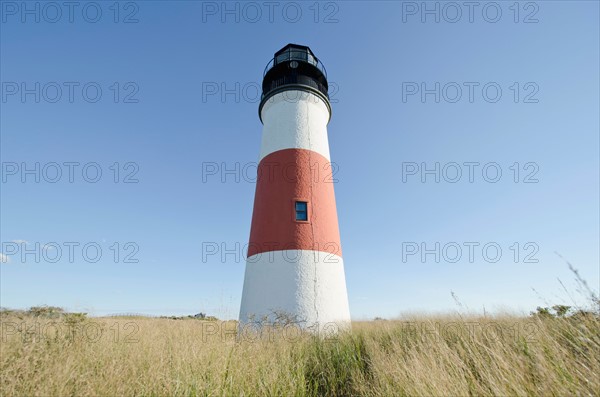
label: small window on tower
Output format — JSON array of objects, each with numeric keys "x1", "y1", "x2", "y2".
[{"x1": 295, "y1": 201, "x2": 308, "y2": 221}]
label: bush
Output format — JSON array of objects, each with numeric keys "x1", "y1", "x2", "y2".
[{"x1": 27, "y1": 306, "x2": 65, "y2": 318}]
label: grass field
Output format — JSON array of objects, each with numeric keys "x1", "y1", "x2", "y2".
[{"x1": 1, "y1": 308, "x2": 599, "y2": 396}]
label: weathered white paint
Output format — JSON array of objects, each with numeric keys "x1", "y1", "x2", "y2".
[
  {"x1": 259, "y1": 90, "x2": 332, "y2": 162},
  {"x1": 239, "y1": 250, "x2": 351, "y2": 333}
]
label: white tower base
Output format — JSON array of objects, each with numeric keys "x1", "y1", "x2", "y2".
[{"x1": 239, "y1": 250, "x2": 351, "y2": 334}]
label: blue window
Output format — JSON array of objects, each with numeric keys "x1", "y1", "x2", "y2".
[{"x1": 295, "y1": 201, "x2": 308, "y2": 221}]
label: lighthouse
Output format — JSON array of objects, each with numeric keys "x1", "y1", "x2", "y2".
[{"x1": 239, "y1": 44, "x2": 351, "y2": 333}]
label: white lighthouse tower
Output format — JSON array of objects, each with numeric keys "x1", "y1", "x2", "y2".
[{"x1": 239, "y1": 44, "x2": 351, "y2": 333}]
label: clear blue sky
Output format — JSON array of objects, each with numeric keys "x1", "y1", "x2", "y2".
[{"x1": 1, "y1": 1, "x2": 598, "y2": 319}]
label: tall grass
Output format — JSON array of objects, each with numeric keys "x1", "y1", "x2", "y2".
[{"x1": 1, "y1": 311, "x2": 598, "y2": 396}]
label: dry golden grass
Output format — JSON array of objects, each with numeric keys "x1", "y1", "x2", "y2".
[{"x1": 1, "y1": 311, "x2": 599, "y2": 396}]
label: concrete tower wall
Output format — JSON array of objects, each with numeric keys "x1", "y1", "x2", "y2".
[
  {"x1": 239, "y1": 250, "x2": 350, "y2": 330},
  {"x1": 258, "y1": 91, "x2": 332, "y2": 162},
  {"x1": 239, "y1": 90, "x2": 351, "y2": 332}
]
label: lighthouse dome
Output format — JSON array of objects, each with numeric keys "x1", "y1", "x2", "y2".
[{"x1": 259, "y1": 43, "x2": 330, "y2": 120}]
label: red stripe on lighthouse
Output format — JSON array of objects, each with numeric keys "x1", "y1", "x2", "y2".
[{"x1": 247, "y1": 148, "x2": 342, "y2": 258}]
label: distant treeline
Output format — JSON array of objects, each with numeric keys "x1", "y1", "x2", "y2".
[{"x1": 0, "y1": 306, "x2": 218, "y2": 321}]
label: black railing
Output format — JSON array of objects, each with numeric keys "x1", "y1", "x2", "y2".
[
  {"x1": 261, "y1": 74, "x2": 329, "y2": 101},
  {"x1": 263, "y1": 51, "x2": 327, "y2": 79}
]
